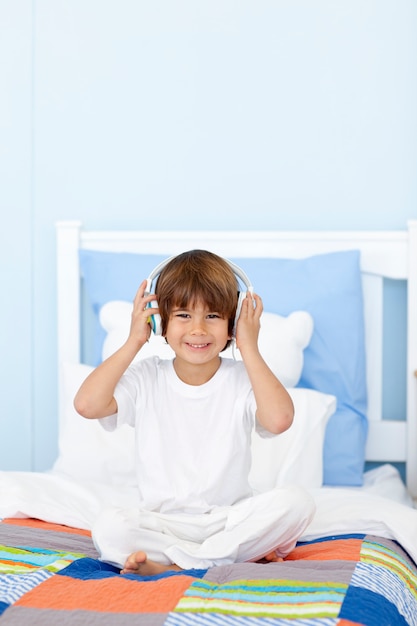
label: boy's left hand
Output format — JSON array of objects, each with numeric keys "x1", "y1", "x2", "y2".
[{"x1": 235, "y1": 292, "x2": 263, "y2": 352}]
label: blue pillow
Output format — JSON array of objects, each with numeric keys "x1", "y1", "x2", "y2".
[
  {"x1": 79, "y1": 248, "x2": 367, "y2": 486},
  {"x1": 231, "y1": 252, "x2": 367, "y2": 487}
]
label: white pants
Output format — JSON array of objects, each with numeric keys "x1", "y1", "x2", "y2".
[{"x1": 92, "y1": 486, "x2": 315, "y2": 570}]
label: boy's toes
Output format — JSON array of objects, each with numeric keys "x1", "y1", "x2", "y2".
[{"x1": 122, "y1": 550, "x2": 147, "y2": 574}]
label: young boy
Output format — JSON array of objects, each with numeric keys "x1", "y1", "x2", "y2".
[{"x1": 74, "y1": 249, "x2": 315, "y2": 575}]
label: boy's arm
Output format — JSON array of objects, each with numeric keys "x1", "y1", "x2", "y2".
[
  {"x1": 73, "y1": 280, "x2": 155, "y2": 420},
  {"x1": 236, "y1": 293, "x2": 294, "y2": 435}
]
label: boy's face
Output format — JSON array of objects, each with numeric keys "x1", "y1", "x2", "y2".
[{"x1": 165, "y1": 299, "x2": 231, "y2": 367}]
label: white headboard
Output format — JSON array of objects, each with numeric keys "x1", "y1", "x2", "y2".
[{"x1": 56, "y1": 220, "x2": 417, "y2": 497}]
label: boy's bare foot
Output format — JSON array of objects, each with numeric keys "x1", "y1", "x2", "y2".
[
  {"x1": 263, "y1": 550, "x2": 284, "y2": 563},
  {"x1": 121, "y1": 550, "x2": 182, "y2": 576}
]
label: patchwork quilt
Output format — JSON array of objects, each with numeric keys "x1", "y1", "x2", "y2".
[{"x1": 0, "y1": 517, "x2": 416, "y2": 625}]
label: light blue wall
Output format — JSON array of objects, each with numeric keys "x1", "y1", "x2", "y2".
[
  {"x1": 0, "y1": 1, "x2": 33, "y2": 469},
  {"x1": 1, "y1": 0, "x2": 417, "y2": 470}
]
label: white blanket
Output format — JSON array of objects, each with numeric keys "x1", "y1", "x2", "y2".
[{"x1": 1, "y1": 465, "x2": 416, "y2": 565}]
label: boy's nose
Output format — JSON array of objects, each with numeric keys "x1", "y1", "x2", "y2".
[{"x1": 190, "y1": 319, "x2": 207, "y2": 334}]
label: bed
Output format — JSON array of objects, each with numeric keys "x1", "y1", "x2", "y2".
[{"x1": 1, "y1": 220, "x2": 417, "y2": 625}]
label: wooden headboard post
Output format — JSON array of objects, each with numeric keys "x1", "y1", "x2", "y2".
[
  {"x1": 56, "y1": 220, "x2": 82, "y2": 425},
  {"x1": 406, "y1": 219, "x2": 417, "y2": 497}
]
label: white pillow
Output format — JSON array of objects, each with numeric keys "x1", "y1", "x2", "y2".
[
  {"x1": 100, "y1": 301, "x2": 314, "y2": 388},
  {"x1": 222, "y1": 310, "x2": 313, "y2": 388},
  {"x1": 52, "y1": 362, "x2": 137, "y2": 487},
  {"x1": 249, "y1": 387, "x2": 337, "y2": 492},
  {"x1": 53, "y1": 363, "x2": 335, "y2": 490}
]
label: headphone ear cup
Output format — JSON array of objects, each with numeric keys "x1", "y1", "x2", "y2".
[
  {"x1": 146, "y1": 301, "x2": 162, "y2": 335},
  {"x1": 150, "y1": 313, "x2": 162, "y2": 335},
  {"x1": 233, "y1": 291, "x2": 246, "y2": 337}
]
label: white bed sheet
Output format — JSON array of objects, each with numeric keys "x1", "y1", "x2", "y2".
[{"x1": 1, "y1": 464, "x2": 416, "y2": 565}]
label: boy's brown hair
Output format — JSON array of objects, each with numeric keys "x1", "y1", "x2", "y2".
[{"x1": 155, "y1": 249, "x2": 239, "y2": 348}]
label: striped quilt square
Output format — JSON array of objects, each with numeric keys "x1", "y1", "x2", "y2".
[
  {"x1": 339, "y1": 536, "x2": 417, "y2": 626},
  {"x1": 172, "y1": 577, "x2": 347, "y2": 620}
]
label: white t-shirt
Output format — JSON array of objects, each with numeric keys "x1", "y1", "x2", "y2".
[{"x1": 101, "y1": 357, "x2": 258, "y2": 515}]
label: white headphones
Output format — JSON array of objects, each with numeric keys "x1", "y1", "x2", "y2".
[{"x1": 145, "y1": 254, "x2": 254, "y2": 336}]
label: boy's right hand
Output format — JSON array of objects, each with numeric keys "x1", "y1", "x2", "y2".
[{"x1": 129, "y1": 279, "x2": 158, "y2": 347}]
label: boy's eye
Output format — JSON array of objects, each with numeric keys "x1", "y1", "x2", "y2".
[{"x1": 172, "y1": 312, "x2": 222, "y2": 320}]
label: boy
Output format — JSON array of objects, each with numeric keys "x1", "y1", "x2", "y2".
[{"x1": 74, "y1": 250, "x2": 315, "y2": 574}]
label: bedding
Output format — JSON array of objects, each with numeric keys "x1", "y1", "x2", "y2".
[
  {"x1": 0, "y1": 511, "x2": 416, "y2": 625},
  {"x1": 3, "y1": 467, "x2": 415, "y2": 624}
]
